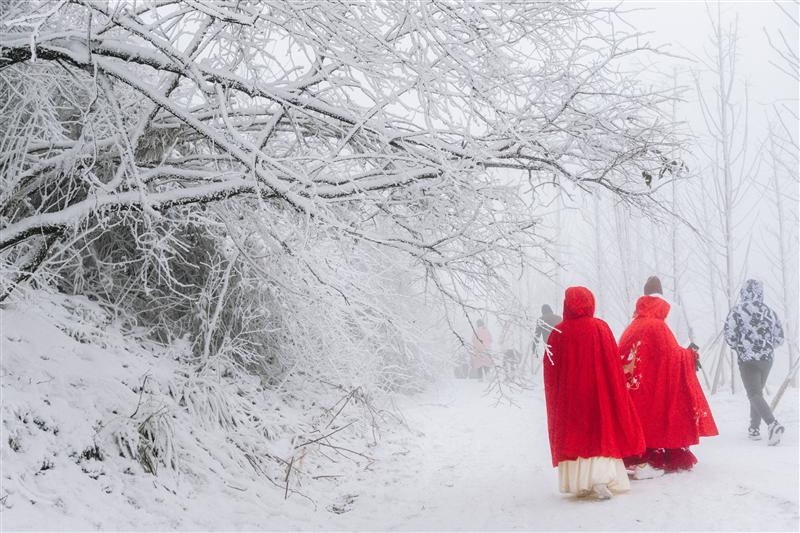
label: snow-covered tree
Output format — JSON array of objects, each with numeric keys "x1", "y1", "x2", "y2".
[{"x1": 2, "y1": 1, "x2": 678, "y2": 295}]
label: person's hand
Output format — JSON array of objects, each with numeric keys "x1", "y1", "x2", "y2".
[{"x1": 688, "y1": 344, "x2": 702, "y2": 371}]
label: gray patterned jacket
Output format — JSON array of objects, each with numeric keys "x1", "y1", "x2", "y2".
[{"x1": 724, "y1": 280, "x2": 784, "y2": 362}]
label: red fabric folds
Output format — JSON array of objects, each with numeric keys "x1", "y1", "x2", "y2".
[
  {"x1": 619, "y1": 296, "x2": 718, "y2": 450},
  {"x1": 543, "y1": 287, "x2": 646, "y2": 467},
  {"x1": 625, "y1": 447, "x2": 698, "y2": 472}
]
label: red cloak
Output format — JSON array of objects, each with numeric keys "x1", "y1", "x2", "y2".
[
  {"x1": 543, "y1": 287, "x2": 646, "y2": 467},
  {"x1": 618, "y1": 296, "x2": 718, "y2": 450}
]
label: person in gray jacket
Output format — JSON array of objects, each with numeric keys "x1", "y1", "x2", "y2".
[{"x1": 724, "y1": 279, "x2": 785, "y2": 445}]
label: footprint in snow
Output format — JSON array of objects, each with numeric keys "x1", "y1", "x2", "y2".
[{"x1": 327, "y1": 493, "x2": 358, "y2": 514}]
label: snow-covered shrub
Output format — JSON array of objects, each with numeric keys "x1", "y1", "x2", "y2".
[
  {"x1": 112, "y1": 407, "x2": 177, "y2": 476},
  {"x1": 177, "y1": 376, "x2": 241, "y2": 431}
]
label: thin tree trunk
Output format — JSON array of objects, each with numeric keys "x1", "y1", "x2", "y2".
[
  {"x1": 594, "y1": 193, "x2": 604, "y2": 312},
  {"x1": 614, "y1": 202, "x2": 632, "y2": 317},
  {"x1": 714, "y1": 3, "x2": 736, "y2": 394},
  {"x1": 770, "y1": 358, "x2": 800, "y2": 412},
  {"x1": 554, "y1": 191, "x2": 563, "y2": 307},
  {"x1": 769, "y1": 128, "x2": 799, "y2": 388}
]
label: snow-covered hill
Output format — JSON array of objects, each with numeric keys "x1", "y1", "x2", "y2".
[{"x1": 1, "y1": 294, "x2": 411, "y2": 530}]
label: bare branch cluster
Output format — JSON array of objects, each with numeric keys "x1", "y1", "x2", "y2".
[{"x1": 0, "y1": 1, "x2": 682, "y2": 394}]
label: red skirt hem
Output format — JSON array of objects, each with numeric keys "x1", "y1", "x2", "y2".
[{"x1": 623, "y1": 447, "x2": 697, "y2": 472}]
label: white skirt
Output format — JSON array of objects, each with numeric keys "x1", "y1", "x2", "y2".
[{"x1": 558, "y1": 457, "x2": 630, "y2": 494}]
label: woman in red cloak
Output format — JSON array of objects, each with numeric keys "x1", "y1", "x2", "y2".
[
  {"x1": 470, "y1": 319, "x2": 493, "y2": 380},
  {"x1": 544, "y1": 287, "x2": 646, "y2": 500},
  {"x1": 618, "y1": 276, "x2": 718, "y2": 478}
]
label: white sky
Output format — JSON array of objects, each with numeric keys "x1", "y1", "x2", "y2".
[{"x1": 616, "y1": 1, "x2": 798, "y2": 132}]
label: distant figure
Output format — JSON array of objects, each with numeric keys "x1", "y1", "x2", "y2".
[
  {"x1": 534, "y1": 304, "x2": 562, "y2": 355},
  {"x1": 503, "y1": 348, "x2": 522, "y2": 378},
  {"x1": 470, "y1": 319, "x2": 493, "y2": 380},
  {"x1": 724, "y1": 279, "x2": 785, "y2": 445},
  {"x1": 618, "y1": 275, "x2": 718, "y2": 478},
  {"x1": 544, "y1": 287, "x2": 645, "y2": 500}
]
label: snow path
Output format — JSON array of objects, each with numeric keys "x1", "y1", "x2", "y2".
[{"x1": 324, "y1": 380, "x2": 799, "y2": 532}]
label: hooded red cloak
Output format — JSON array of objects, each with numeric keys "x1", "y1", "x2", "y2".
[
  {"x1": 618, "y1": 296, "x2": 718, "y2": 449},
  {"x1": 543, "y1": 287, "x2": 646, "y2": 467}
]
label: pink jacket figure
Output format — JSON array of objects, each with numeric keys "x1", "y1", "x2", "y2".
[{"x1": 471, "y1": 320, "x2": 493, "y2": 369}]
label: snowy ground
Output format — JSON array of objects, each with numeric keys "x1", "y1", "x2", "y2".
[
  {"x1": 2, "y1": 299, "x2": 798, "y2": 531},
  {"x1": 341, "y1": 380, "x2": 799, "y2": 532}
]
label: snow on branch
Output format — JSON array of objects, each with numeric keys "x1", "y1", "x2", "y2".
[{"x1": 1, "y1": 0, "x2": 683, "y2": 301}]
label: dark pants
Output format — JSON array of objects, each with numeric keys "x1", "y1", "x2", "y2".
[{"x1": 738, "y1": 358, "x2": 775, "y2": 428}]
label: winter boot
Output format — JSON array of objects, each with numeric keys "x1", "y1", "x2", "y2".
[
  {"x1": 747, "y1": 427, "x2": 761, "y2": 440},
  {"x1": 768, "y1": 421, "x2": 785, "y2": 446},
  {"x1": 633, "y1": 464, "x2": 665, "y2": 480},
  {"x1": 592, "y1": 484, "x2": 613, "y2": 500}
]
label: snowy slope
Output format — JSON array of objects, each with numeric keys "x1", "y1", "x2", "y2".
[
  {"x1": 0, "y1": 295, "x2": 407, "y2": 530},
  {"x1": 2, "y1": 296, "x2": 798, "y2": 531}
]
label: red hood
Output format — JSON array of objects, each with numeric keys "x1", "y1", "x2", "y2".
[
  {"x1": 563, "y1": 286, "x2": 595, "y2": 319},
  {"x1": 633, "y1": 295, "x2": 670, "y2": 320}
]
